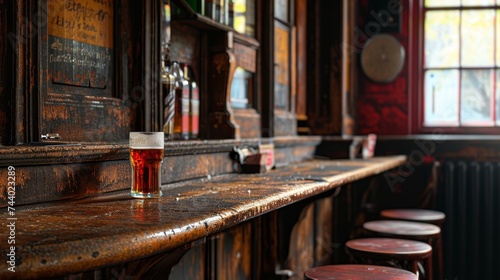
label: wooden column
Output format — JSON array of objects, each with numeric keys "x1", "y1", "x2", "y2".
[{"x1": 341, "y1": 0, "x2": 357, "y2": 136}]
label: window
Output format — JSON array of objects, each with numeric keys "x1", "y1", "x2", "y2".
[
  {"x1": 230, "y1": 67, "x2": 254, "y2": 109},
  {"x1": 422, "y1": 0, "x2": 500, "y2": 130}
]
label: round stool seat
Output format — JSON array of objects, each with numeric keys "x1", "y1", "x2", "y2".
[
  {"x1": 346, "y1": 238, "x2": 432, "y2": 259},
  {"x1": 345, "y1": 238, "x2": 433, "y2": 279},
  {"x1": 304, "y1": 264, "x2": 417, "y2": 280},
  {"x1": 364, "y1": 220, "x2": 441, "y2": 239},
  {"x1": 363, "y1": 220, "x2": 442, "y2": 280},
  {"x1": 380, "y1": 209, "x2": 445, "y2": 226}
]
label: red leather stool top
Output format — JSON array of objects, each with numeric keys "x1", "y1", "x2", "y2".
[
  {"x1": 304, "y1": 264, "x2": 418, "y2": 280},
  {"x1": 380, "y1": 209, "x2": 445, "y2": 226},
  {"x1": 346, "y1": 237, "x2": 432, "y2": 259},
  {"x1": 364, "y1": 220, "x2": 441, "y2": 238}
]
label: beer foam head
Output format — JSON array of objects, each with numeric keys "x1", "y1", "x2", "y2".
[{"x1": 129, "y1": 132, "x2": 164, "y2": 149}]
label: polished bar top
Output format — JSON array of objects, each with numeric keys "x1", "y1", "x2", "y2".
[{"x1": 0, "y1": 156, "x2": 406, "y2": 279}]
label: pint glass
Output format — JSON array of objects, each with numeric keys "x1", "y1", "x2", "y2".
[{"x1": 129, "y1": 132, "x2": 164, "y2": 198}]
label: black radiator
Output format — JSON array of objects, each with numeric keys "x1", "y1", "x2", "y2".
[{"x1": 438, "y1": 161, "x2": 500, "y2": 280}]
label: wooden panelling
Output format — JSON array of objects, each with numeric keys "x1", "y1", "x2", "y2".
[
  {"x1": 171, "y1": 22, "x2": 201, "y2": 69},
  {"x1": 295, "y1": 0, "x2": 307, "y2": 124},
  {"x1": 274, "y1": 194, "x2": 336, "y2": 277},
  {"x1": 234, "y1": 41, "x2": 257, "y2": 73},
  {"x1": 168, "y1": 240, "x2": 206, "y2": 280},
  {"x1": 283, "y1": 202, "x2": 315, "y2": 277},
  {"x1": 206, "y1": 45, "x2": 240, "y2": 139},
  {"x1": 306, "y1": 0, "x2": 342, "y2": 135},
  {"x1": 233, "y1": 108, "x2": 261, "y2": 139},
  {"x1": 314, "y1": 195, "x2": 334, "y2": 267},
  {"x1": 215, "y1": 221, "x2": 253, "y2": 280},
  {"x1": 0, "y1": 0, "x2": 11, "y2": 145}
]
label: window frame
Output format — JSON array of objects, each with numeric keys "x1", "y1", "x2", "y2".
[{"x1": 413, "y1": 0, "x2": 500, "y2": 134}]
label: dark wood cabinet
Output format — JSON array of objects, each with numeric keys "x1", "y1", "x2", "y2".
[
  {"x1": 171, "y1": 0, "x2": 263, "y2": 139},
  {"x1": 0, "y1": 0, "x2": 144, "y2": 144},
  {"x1": 0, "y1": 0, "x2": 346, "y2": 145}
]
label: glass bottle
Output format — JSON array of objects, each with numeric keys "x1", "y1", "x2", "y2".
[
  {"x1": 161, "y1": 0, "x2": 175, "y2": 139},
  {"x1": 228, "y1": 0, "x2": 234, "y2": 28},
  {"x1": 220, "y1": 0, "x2": 227, "y2": 25},
  {"x1": 183, "y1": 64, "x2": 199, "y2": 139},
  {"x1": 205, "y1": 0, "x2": 217, "y2": 21},
  {"x1": 171, "y1": 62, "x2": 190, "y2": 140},
  {"x1": 186, "y1": 0, "x2": 205, "y2": 15},
  {"x1": 162, "y1": 64, "x2": 175, "y2": 139}
]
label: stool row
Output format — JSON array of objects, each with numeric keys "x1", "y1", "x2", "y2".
[{"x1": 304, "y1": 209, "x2": 445, "y2": 279}]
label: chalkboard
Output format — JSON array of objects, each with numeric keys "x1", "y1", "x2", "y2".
[{"x1": 48, "y1": 0, "x2": 113, "y2": 89}]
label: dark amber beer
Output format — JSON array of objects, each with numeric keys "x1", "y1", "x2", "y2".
[{"x1": 129, "y1": 132, "x2": 164, "y2": 198}]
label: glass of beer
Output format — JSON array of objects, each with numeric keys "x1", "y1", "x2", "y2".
[{"x1": 129, "y1": 132, "x2": 165, "y2": 198}]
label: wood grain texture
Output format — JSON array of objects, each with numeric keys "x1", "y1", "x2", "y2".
[
  {"x1": 163, "y1": 240, "x2": 206, "y2": 280},
  {"x1": 314, "y1": 195, "x2": 334, "y2": 267},
  {"x1": 0, "y1": 156, "x2": 405, "y2": 279},
  {"x1": 0, "y1": 0, "x2": 11, "y2": 145},
  {"x1": 215, "y1": 221, "x2": 253, "y2": 280},
  {"x1": 283, "y1": 202, "x2": 315, "y2": 278}
]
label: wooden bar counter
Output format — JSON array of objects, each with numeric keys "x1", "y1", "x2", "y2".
[{"x1": 0, "y1": 156, "x2": 405, "y2": 279}]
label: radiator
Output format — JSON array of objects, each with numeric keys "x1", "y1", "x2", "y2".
[{"x1": 438, "y1": 161, "x2": 500, "y2": 280}]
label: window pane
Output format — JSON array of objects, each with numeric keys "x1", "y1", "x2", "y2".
[
  {"x1": 497, "y1": 70, "x2": 500, "y2": 122},
  {"x1": 461, "y1": 10, "x2": 495, "y2": 67},
  {"x1": 461, "y1": 70, "x2": 493, "y2": 123},
  {"x1": 424, "y1": 70, "x2": 460, "y2": 125},
  {"x1": 274, "y1": 24, "x2": 290, "y2": 111},
  {"x1": 233, "y1": 0, "x2": 247, "y2": 34},
  {"x1": 425, "y1": 11, "x2": 460, "y2": 68},
  {"x1": 230, "y1": 67, "x2": 253, "y2": 109},
  {"x1": 245, "y1": 0, "x2": 256, "y2": 37},
  {"x1": 425, "y1": 0, "x2": 460, "y2": 7},
  {"x1": 462, "y1": 0, "x2": 495, "y2": 6},
  {"x1": 275, "y1": 0, "x2": 289, "y2": 22},
  {"x1": 497, "y1": 10, "x2": 500, "y2": 66}
]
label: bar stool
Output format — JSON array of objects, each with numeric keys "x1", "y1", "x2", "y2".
[
  {"x1": 380, "y1": 209, "x2": 445, "y2": 228},
  {"x1": 345, "y1": 238, "x2": 433, "y2": 279},
  {"x1": 363, "y1": 220, "x2": 442, "y2": 280},
  {"x1": 380, "y1": 208, "x2": 444, "y2": 280},
  {"x1": 304, "y1": 264, "x2": 418, "y2": 280}
]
